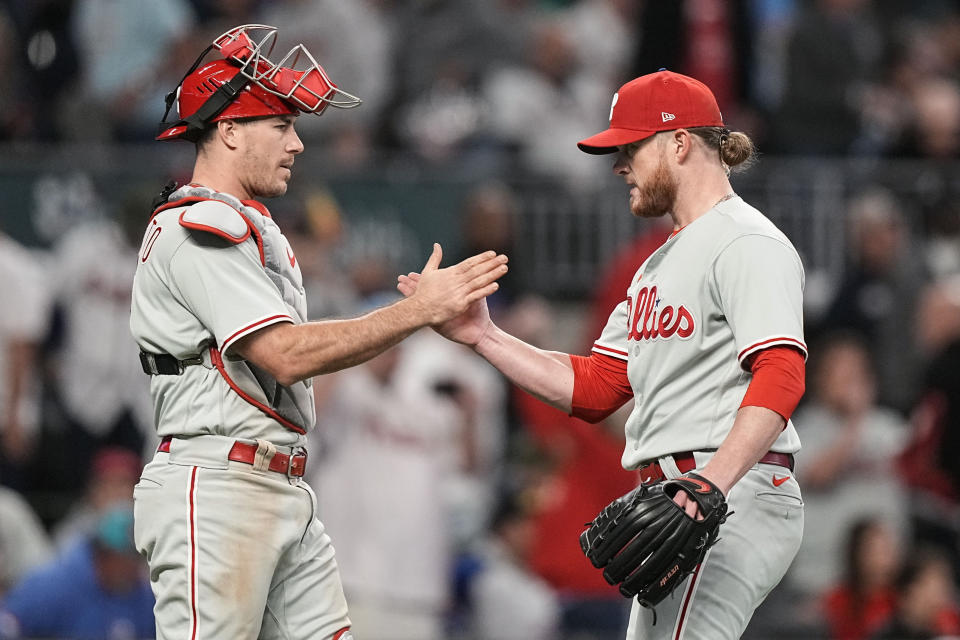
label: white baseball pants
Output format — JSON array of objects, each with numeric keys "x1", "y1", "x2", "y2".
[
  {"x1": 625, "y1": 451, "x2": 804, "y2": 640},
  {"x1": 133, "y1": 435, "x2": 351, "y2": 639}
]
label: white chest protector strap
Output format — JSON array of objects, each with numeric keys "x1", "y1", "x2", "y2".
[{"x1": 151, "y1": 184, "x2": 316, "y2": 435}]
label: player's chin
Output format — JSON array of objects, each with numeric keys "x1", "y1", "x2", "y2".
[
  {"x1": 262, "y1": 177, "x2": 290, "y2": 198},
  {"x1": 632, "y1": 207, "x2": 669, "y2": 219}
]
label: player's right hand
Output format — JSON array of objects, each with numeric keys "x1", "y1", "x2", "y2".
[{"x1": 398, "y1": 244, "x2": 505, "y2": 345}]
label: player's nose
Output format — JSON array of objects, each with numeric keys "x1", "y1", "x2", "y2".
[
  {"x1": 613, "y1": 153, "x2": 629, "y2": 175},
  {"x1": 288, "y1": 129, "x2": 304, "y2": 155}
]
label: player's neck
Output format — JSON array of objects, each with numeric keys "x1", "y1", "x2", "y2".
[
  {"x1": 671, "y1": 171, "x2": 734, "y2": 228},
  {"x1": 191, "y1": 159, "x2": 252, "y2": 201}
]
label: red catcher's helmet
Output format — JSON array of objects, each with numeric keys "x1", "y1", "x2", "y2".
[
  {"x1": 156, "y1": 59, "x2": 297, "y2": 141},
  {"x1": 157, "y1": 24, "x2": 362, "y2": 142}
]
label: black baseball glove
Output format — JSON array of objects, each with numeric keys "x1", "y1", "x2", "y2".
[{"x1": 579, "y1": 472, "x2": 729, "y2": 609}]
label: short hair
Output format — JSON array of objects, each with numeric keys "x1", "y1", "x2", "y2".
[{"x1": 194, "y1": 116, "x2": 262, "y2": 154}]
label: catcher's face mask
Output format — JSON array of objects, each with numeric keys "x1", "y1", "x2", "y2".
[{"x1": 157, "y1": 24, "x2": 362, "y2": 142}]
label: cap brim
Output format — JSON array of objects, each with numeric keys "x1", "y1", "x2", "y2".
[
  {"x1": 577, "y1": 127, "x2": 657, "y2": 154},
  {"x1": 156, "y1": 125, "x2": 188, "y2": 141}
]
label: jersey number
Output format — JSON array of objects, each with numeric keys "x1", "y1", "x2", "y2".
[{"x1": 139, "y1": 221, "x2": 162, "y2": 263}]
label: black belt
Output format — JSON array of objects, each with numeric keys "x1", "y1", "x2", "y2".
[{"x1": 140, "y1": 351, "x2": 203, "y2": 376}]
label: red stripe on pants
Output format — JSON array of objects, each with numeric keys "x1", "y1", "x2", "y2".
[
  {"x1": 675, "y1": 563, "x2": 703, "y2": 639},
  {"x1": 189, "y1": 467, "x2": 199, "y2": 640}
]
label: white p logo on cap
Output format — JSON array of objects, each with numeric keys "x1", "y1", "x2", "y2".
[{"x1": 609, "y1": 93, "x2": 619, "y2": 122}]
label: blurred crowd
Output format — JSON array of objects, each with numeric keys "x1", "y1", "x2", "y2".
[
  {"x1": 1, "y1": 0, "x2": 960, "y2": 173},
  {"x1": 0, "y1": 0, "x2": 960, "y2": 638}
]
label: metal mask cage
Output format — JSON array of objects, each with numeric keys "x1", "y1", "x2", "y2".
[{"x1": 212, "y1": 24, "x2": 362, "y2": 114}]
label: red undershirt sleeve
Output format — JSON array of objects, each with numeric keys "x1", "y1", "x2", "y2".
[
  {"x1": 740, "y1": 346, "x2": 806, "y2": 422},
  {"x1": 569, "y1": 352, "x2": 633, "y2": 423}
]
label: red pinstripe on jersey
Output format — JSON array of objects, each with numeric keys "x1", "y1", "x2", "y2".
[
  {"x1": 737, "y1": 336, "x2": 806, "y2": 363},
  {"x1": 592, "y1": 342, "x2": 628, "y2": 360},
  {"x1": 220, "y1": 314, "x2": 292, "y2": 354}
]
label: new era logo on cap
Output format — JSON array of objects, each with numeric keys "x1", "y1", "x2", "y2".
[{"x1": 578, "y1": 70, "x2": 725, "y2": 154}]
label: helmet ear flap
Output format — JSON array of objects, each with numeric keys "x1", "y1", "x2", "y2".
[{"x1": 157, "y1": 44, "x2": 221, "y2": 141}]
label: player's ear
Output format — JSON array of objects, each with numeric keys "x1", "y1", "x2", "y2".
[
  {"x1": 217, "y1": 119, "x2": 241, "y2": 150},
  {"x1": 672, "y1": 129, "x2": 692, "y2": 163}
]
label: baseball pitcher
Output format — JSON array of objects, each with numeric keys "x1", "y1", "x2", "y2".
[
  {"x1": 130, "y1": 25, "x2": 507, "y2": 639},
  {"x1": 398, "y1": 70, "x2": 806, "y2": 639}
]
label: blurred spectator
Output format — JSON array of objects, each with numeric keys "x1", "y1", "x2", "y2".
[
  {"x1": 898, "y1": 277, "x2": 960, "y2": 578},
  {"x1": 468, "y1": 489, "x2": 562, "y2": 640},
  {"x1": 0, "y1": 231, "x2": 51, "y2": 489},
  {"x1": 788, "y1": 332, "x2": 910, "y2": 597},
  {"x1": 387, "y1": 0, "x2": 539, "y2": 166},
  {"x1": 281, "y1": 188, "x2": 361, "y2": 321},
  {"x1": 924, "y1": 203, "x2": 960, "y2": 288},
  {"x1": 0, "y1": 8, "x2": 30, "y2": 141},
  {"x1": 66, "y1": 0, "x2": 196, "y2": 141},
  {"x1": 0, "y1": 505, "x2": 154, "y2": 640},
  {"x1": 908, "y1": 77, "x2": 960, "y2": 160},
  {"x1": 517, "y1": 394, "x2": 636, "y2": 637},
  {"x1": 631, "y1": 0, "x2": 755, "y2": 129},
  {"x1": 483, "y1": 15, "x2": 611, "y2": 185},
  {"x1": 489, "y1": 277, "x2": 637, "y2": 636},
  {"x1": 5, "y1": 0, "x2": 81, "y2": 141},
  {"x1": 563, "y1": 0, "x2": 638, "y2": 88},
  {"x1": 774, "y1": 0, "x2": 884, "y2": 154},
  {"x1": 188, "y1": 0, "x2": 259, "y2": 26},
  {"x1": 452, "y1": 181, "x2": 524, "y2": 314},
  {"x1": 52, "y1": 446, "x2": 142, "y2": 551},
  {"x1": 871, "y1": 548, "x2": 960, "y2": 639},
  {"x1": 392, "y1": 329, "x2": 509, "y2": 551},
  {"x1": 256, "y1": 0, "x2": 393, "y2": 167},
  {"x1": 0, "y1": 487, "x2": 51, "y2": 597},
  {"x1": 310, "y1": 336, "x2": 479, "y2": 640},
  {"x1": 813, "y1": 187, "x2": 928, "y2": 413},
  {"x1": 821, "y1": 518, "x2": 901, "y2": 640},
  {"x1": 45, "y1": 185, "x2": 155, "y2": 489}
]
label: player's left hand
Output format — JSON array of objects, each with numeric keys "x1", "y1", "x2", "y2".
[
  {"x1": 672, "y1": 489, "x2": 704, "y2": 520},
  {"x1": 579, "y1": 472, "x2": 729, "y2": 608},
  {"x1": 398, "y1": 270, "x2": 493, "y2": 346},
  {"x1": 672, "y1": 471, "x2": 729, "y2": 520}
]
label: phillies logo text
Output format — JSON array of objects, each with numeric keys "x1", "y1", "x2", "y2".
[{"x1": 626, "y1": 286, "x2": 695, "y2": 341}]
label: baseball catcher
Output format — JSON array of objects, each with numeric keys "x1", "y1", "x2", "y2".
[{"x1": 580, "y1": 473, "x2": 729, "y2": 615}]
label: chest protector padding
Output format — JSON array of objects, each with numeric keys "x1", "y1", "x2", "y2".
[{"x1": 165, "y1": 184, "x2": 315, "y2": 434}]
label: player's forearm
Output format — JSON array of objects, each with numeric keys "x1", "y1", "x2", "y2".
[
  {"x1": 473, "y1": 324, "x2": 574, "y2": 412},
  {"x1": 698, "y1": 405, "x2": 785, "y2": 495},
  {"x1": 243, "y1": 297, "x2": 429, "y2": 384}
]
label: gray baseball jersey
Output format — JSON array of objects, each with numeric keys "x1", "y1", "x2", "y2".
[
  {"x1": 130, "y1": 185, "x2": 313, "y2": 447},
  {"x1": 592, "y1": 196, "x2": 807, "y2": 639},
  {"x1": 592, "y1": 196, "x2": 805, "y2": 468},
  {"x1": 130, "y1": 185, "x2": 350, "y2": 639}
]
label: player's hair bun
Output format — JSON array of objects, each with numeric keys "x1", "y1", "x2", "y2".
[{"x1": 720, "y1": 132, "x2": 755, "y2": 168}]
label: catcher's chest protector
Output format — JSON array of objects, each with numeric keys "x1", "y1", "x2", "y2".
[{"x1": 158, "y1": 184, "x2": 315, "y2": 433}]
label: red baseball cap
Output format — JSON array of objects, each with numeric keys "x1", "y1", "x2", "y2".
[{"x1": 577, "y1": 70, "x2": 724, "y2": 155}]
